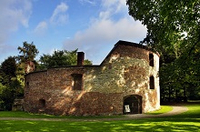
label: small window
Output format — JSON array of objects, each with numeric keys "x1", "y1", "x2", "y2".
[
  {"x1": 39, "y1": 99, "x2": 46, "y2": 108},
  {"x1": 26, "y1": 82, "x2": 29, "y2": 88},
  {"x1": 72, "y1": 74, "x2": 82, "y2": 90},
  {"x1": 150, "y1": 76, "x2": 155, "y2": 89},
  {"x1": 149, "y1": 53, "x2": 154, "y2": 67}
]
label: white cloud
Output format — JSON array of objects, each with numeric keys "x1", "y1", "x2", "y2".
[
  {"x1": 0, "y1": 0, "x2": 32, "y2": 55},
  {"x1": 63, "y1": 0, "x2": 147, "y2": 64},
  {"x1": 64, "y1": 17, "x2": 146, "y2": 64},
  {"x1": 33, "y1": 2, "x2": 69, "y2": 36},
  {"x1": 101, "y1": 0, "x2": 127, "y2": 16},
  {"x1": 34, "y1": 21, "x2": 48, "y2": 36},
  {"x1": 79, "y1": 0, "x2": 96, "y2": 5},
  {"x1": 50, "y1": 2, "x2": 68, "y2": 25},
  {"x1": 102, "y1": 0, "x2": 125, "y2": 10}
]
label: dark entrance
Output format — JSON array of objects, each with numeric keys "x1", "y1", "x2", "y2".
[{"x1": 123, "y1": 95, "x2": 142, "y2": 114}]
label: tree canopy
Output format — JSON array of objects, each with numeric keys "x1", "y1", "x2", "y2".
[
  {"x1": 127, "y1": 0, "x2": 200, "y2": 102},
  {"x1": 0, "y1": 56, "x2": 22, "y2": 110},
  {"x1": 127, "y1": 0, "x2": 199, "y2": 48},
  {"x1": 18, "y1": 41, "x2": 39, "y2": 63},
  {"x1": 0, "y1": 41, "x2": 92, "y2": 110},
  {"x1": 39, "y1": 49, "x2": 92, "y2": 69}
]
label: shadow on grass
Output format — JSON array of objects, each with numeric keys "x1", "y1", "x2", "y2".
[
  {"x1": 0, "y1": 117, "x2": 199, "y2": 132},
  {"x1": 0, "y1": 103, "x2": 199, "y2": 132}
]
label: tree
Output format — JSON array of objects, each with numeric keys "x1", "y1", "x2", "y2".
[
  {"x1": 17, "y1": 41, "x2": 39, "y2": 74},
  {"x1": 0, "y1": 57, "x2": 17, "y2": 85},
  {"x1": 127, "y1": 0, "x2": 199, "y2": 49},
  {"x1": 127, "y1": 0, "x2": 200, "y2": 102},
  {"x1": 39, "y1": 49, "x2": 92, "y2": 69},
  {"x1": 18, "y1": 41, "x2": 39, "y2": 63},
  {"x1": 0, "y1": 56, "x2": 22, "y2": 110}
]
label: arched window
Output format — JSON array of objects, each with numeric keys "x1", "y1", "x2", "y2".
[
  {"x1": 149, "y1": 53, "x2": 154, "y2": 67},
  {"x1": 150, "y1": 76, "x2": 155, "y2": 89}
]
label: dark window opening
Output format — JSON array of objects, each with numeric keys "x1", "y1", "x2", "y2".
[
  {"x1": 26, "y1": 82, "x2": 29, "y2": 88},
  {"x1": 150, "y1": 76, "x2": 155, "y2": 89},
  {"x1": 72, "y1": 74, "x2": 82, "y2": 90},
  {"x1": 39, "y1": 99, "x2": 46, "y2": 108},
  {"x1": 149, "y1": 53, "x2": 154, "y2": 66}
]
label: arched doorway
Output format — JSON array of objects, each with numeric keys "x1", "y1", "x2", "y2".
[{"x1": 123, "y1": 95, "x2": 142, "y2": 114}]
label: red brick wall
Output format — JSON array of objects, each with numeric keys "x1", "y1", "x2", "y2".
[{"x1": 24, "y1": 41, "x2": 160, "y2": 115}]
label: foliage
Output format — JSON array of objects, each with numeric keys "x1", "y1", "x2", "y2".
[
  {"x1": 17, "y1": 41, "x2": 39, "y2": 63},
  {"x1": 127, "y1": 0, "x2": 200, "y2": 102},
  {"x1": 0, "y1": 57, "x2": 17, "y2": 85},
  {"x1": 0, "y1": 42, "x2": 39, "y2": 110},
  {"x1": 127, "y1": 0, "x2": 199, "y2": 48},
  {"x1": 0, "y1": 83, "x2": 6, "y2": 110},
  {"x1": 39, "y1": 49, "x2": 92, "y2": 69},
  {"x1": 0, "y1": 40, "x2": 93, "y2": 110},
  {"x1": 0, "y1": 57, "x2": 22, "y2": 110}
]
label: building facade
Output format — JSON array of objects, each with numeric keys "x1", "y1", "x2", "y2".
[{"x1": 24, "y1": 40, "x2": 160, "y2": 116}]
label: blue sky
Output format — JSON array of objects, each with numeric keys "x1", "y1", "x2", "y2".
[{"x1": 0, "y1": 0, "x2": 147, "y2": 65}]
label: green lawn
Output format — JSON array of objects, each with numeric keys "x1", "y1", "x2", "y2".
[
  {"x1": 146, "y1": 105, "x2": 173, "y2": 115},
  {"x1": 0, "y1": 111, "x2": 124, "y2": 119},
  {"x1": 0, "y1": 104, "x2": 199, "y2": 132},
  {"x1": 0, "y1": 105, "x2": 172, "y2": 118}
]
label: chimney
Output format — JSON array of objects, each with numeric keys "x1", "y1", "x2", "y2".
[{"x1": 77, "y1": 52, "x2": 84, "y2": 66}]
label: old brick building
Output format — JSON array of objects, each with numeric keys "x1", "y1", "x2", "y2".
[{"x1": 24, "y1": 40, "x2": 160, "y2": 116}]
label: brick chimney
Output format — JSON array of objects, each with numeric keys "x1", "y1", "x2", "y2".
[{"x1": 77, "y1": 52, "x2": 84, "y2": 66}]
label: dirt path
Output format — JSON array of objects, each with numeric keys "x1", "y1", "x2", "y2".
[
  {"x1": 124, "y1": 105, "x2": 188, "y2": 119},
  {"x1": 0, "y1": 105, "x2": 188, "y2": 122}
]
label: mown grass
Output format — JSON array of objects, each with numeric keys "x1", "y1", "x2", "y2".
[
  {"x1": 0, "y1": 104, "x2": 199, "y2": 132},
  {"x1": 146, "y1": 105, "x2": 173, "y2": 115},
  {"x1": 0, "y1": 111, "x2": 124, "y2": 119},
  {"x1": 0, "y1": 105, "x2": 172, "y2": 119},
  {"x1": 0, "y1": 111, "x2": 56, "y2": 118}
]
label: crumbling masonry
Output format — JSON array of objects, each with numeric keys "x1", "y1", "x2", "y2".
[{"x1": 24, "y1": 40, "x2": 160, "y2": 116}]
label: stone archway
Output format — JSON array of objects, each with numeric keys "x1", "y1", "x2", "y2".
[{"x1": 123, "y1": 95, "x2": 142, "y2": 114}]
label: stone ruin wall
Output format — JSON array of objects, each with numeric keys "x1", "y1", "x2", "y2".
[
  {"x1": 24, "y1": 43, "x2": 160, "y2": 115},
  {"x1": 84, "y1": 44, "x2": 160, "y2": 113}
]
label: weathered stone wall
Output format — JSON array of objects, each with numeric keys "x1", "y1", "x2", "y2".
[
  {"x1": 84, "y1": 43, "x2": 160, "y2": 113},
  {"x1": 24, "y1": 41, "x2": 160, "y2": 115}
]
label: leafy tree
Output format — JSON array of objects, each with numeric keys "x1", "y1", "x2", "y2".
[
  {"x1": 0, "y1": 57, "x2": 17, "y2": 85},
  {"x1": 127, "y1": 0, "x2": 200, "y2": 102},
  {"x1": 0, "y1": 75, "x2": 6, "y2": 110},
  {"x1": 39, "y1": 49, "x2": 92, "y2": 69},
  {"x1": 0, "y1": 56, "x2": 22, "y2": 110},
  {"x1": 17, "y1": 41, "x2": 39, "y2": 87},
  {"x1": 0, "y1": 42, "x2": 39, "y2": 110},
  {"x1": 127, "y1": 0, "x2": 199, "y2": 49},
  {"x1": 18, "y1": 41, "x2": 39, "y2": 63}
]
